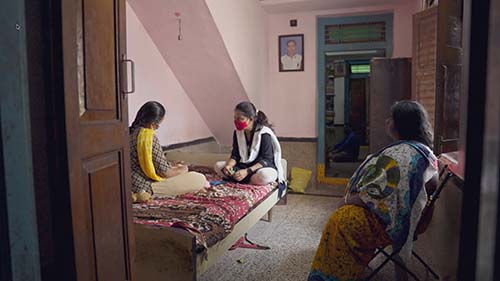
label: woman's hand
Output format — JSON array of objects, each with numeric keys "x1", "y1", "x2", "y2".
[
  {"x1": 168, "y1": 160, "x2": 185, "y2": 166},
  {"x1": 166, "y1": 164, "x2": 188, "y2": 178},
  {"x1": 222, "y1": 163, "x2": 235, "y2": 177},
  {"x1": 176, "y1": 164, "x2": 189, "y2": 174},
  {"x1": 233, "y1": 169, "x2": 249, "y2": 182}
]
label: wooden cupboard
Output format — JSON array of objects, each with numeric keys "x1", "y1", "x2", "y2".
[{"x1": 412, "y1": 1, "x2": 463, "y2": 154}]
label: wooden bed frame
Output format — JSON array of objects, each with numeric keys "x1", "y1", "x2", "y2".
[
  {"x1": 134, "y1": 151, "x2": 288, "y2": 281},
  {"x1": 134, "y1": 187, "x2": 286, "y2": 281}
]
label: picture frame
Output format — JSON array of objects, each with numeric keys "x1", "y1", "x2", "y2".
[
  {"x1": 334, "y1": 62, "x2": 346, "y2": 77},
  {"x1": 279, "y1": 34, "x2": 304, "y2": 72}
]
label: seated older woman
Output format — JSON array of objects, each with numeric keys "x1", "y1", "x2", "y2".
[{"x1": 309, "y1": 101, "x2": 439, "y2": 281}]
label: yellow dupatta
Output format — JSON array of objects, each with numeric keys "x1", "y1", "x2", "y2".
[{"x1": 137, "y1": 128, "x2": 165, "y2": 182}]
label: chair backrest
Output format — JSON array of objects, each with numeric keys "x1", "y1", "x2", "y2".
[
  {"x1": 428, "y1": 165, "x2": 453, "y2": 208},
  {"x1": 415, "y1": 165, "x2": 453, "y2": 236}
]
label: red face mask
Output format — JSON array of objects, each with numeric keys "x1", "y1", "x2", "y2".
[{"x1": 234, "y1": 120, "x2": 248, "y2": 131}]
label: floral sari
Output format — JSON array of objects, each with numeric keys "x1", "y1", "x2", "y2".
[{"x1": 309, "y1": 141, "x2": 438, "y2": 281}]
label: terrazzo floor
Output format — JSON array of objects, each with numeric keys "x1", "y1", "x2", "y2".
[
  {"x1": 200, "y1": 194, "x2": 439, "y2": 281},
  {"x1": 200, "y1": 194, "x2": 334, "y2": 281}
]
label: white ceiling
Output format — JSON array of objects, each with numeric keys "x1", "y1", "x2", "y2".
[{"x1": 259, "y1": 0, "x2": 399, "y2": 14}]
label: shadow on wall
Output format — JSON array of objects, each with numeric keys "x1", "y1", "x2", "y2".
[{"x1": 127, "y1": 0, "x2": 250, "y2": 145}]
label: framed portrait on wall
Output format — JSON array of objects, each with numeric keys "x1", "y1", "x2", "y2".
[
  {"x1": 334, "y1": 62, "x2": 346, "y2": 76},
  {"x1": 279, "y1": 34, "x2": 304, "y2": 72}
]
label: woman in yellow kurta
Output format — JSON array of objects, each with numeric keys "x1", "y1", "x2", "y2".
[
  {"x1": 129, "y1": 101, "x2": 207, "y2": 203},
  {"x1": 309, "y1": 101, "x2": 439, "y2": 281}
]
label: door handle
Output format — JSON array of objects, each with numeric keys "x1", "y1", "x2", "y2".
[{"x1": 122, "y1": 57, "x2": 135, "y2": 95}]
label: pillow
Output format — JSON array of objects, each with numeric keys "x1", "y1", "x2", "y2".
[{"x1": 289, "y1": 167, "x2": 312, "y2": 193}]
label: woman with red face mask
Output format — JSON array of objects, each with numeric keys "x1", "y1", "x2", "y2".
[{"x1": 214, "y1": 102, "x2": 285, "y2": 186}]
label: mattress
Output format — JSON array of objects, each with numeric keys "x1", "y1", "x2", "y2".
[{"x1": 133, "y1": 166, "x2": 276, "y2": 251}]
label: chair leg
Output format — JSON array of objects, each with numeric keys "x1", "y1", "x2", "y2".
[
  {"x1": 365, "y1": 256, "x2": 394, "y2": 280},
  {"x1": 365, "y1": 248, "x2": 421, "y2": 281},
  {"x1": 365, "y1": 248, "x2": 400, "y2": 280},
  {"x1": 412, "y1": 251, "x2": 440, "y2": 280},
  {"x1": 368, "y1": 248, "x2": 383, "y2": 267},
  {"x1": 379, "y1": 249, "x2": 421, "y2": 281}
]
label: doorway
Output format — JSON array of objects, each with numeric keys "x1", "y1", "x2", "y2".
[
  {"x1": 347, "y1": 61, "x2": 370, "y2": 146},
  {"x1": 316, "y1": 14, "x2": 393, "y2": 186},
  {"x1": 324, "y1": 56, "x2": 375, "y2": 178},
  {"x1": 348, "y1": 78, "x2": 368, "y2": 141}
]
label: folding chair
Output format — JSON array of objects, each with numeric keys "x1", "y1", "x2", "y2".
[{"x1": 364, "y1": 165, "x2": 454, "y2": 281}]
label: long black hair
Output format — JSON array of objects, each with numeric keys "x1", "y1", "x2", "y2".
[
  {"x1": 235, "y1": 101, "x2": 273, "y2": 131},
  {"x1": 129, "y1": 101, "x2": 166, "y2": 133},
  {"x1": 390, "y1": 100, "x2": 433, "y2": 147}
]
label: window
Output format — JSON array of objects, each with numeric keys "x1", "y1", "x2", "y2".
[
  {"x1": 350, "y1": 64, "x2": 370, "y2": 74},
  {"x1": 325, "y1": 22, "x2": 386, "y2": 45}
]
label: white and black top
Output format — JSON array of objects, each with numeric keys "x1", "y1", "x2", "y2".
[{"x1": 230, "y1": 126, "x2": 285, "y2": 184}]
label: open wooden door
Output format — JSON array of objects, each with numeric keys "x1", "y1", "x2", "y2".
[
  {"x1": 61, "y1": 0, "x2": 134, "y2": 280},
  {"x1": 435, "y1": 0, "x2": 463, "y2": 153},
  {"x1": 413, "y1": 1, "x2": 463, "y2": 154}
]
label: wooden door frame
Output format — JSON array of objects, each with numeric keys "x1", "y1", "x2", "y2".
[
  {"x1": 458, "y1": 0, "x2": 500, "y2": 280},
  {"x1": 29, "y1": 0, "x2": 78, "y2": 279},
  {"x1": 0, "y1": 112, "x2": 12, "y2": 281},
  {"x1": 0, "y1": 1, "x2": 43, "y2": 280}
]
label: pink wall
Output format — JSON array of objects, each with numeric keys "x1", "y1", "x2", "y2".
[
  {"x1": 128, "y1": 0, "x2": 249, "y2": 145},
  {"x1": 266, "y1": 1, "x2": 420, "y2": 137},
  {"x1": 126, "y1": 0, "x2": 419, "y2": 141},
  {"x1": 393, "y1": 0, "x2": 422, "y2": 58},
  {"x1": 206, "y1": 0, "x2": 268, "y2": 106},
  {"x1": 126, "y1": 3, "x2": 212, "y2": 145}
]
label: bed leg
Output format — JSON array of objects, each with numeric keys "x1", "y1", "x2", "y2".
[
  {"x1": 277, "y1": 194, "x2": 287, "y2": 205},
  {"x1": 267, "y1": 209, "x2": 272, "y2": 222}
]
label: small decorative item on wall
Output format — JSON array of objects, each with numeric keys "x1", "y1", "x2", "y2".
[
  {"x1": 334, "y1": 62, "x2": 346, "y2": 76},
  {"x1": 279, "y1": 34, "x2": 304, "y2": 72},
  {"x1": 423, "y1": 0, "x2": 438, "y2": 9},
  {"x1": 174, "y1": 11, "x2": 182, "y2": 40}
]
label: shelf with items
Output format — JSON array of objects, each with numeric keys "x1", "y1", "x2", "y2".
[
  {"x1": 325, "y1": 79, "x2": 335, "y2": 93},
  {"x1": 325, "y1": 93, "x2": 334, "y2": 106},
  {"x1": 324, "y1": 55, "x2": 344, "y2": 163},
  {"x1": 325, "y1": 115, "x2": 335, "y2": 129}
]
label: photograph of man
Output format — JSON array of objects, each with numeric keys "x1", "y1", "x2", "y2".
[
  {"x1": 281, "y1": 40, "x2": 302, "y2": 70},
  {"x1": 279, "y1": 34, "x2": 304, "y2": 71}
]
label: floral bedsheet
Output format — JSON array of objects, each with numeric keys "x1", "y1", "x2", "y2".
[{"x1": 133, "y1": 166, "x2": 276, "y2": 250}]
